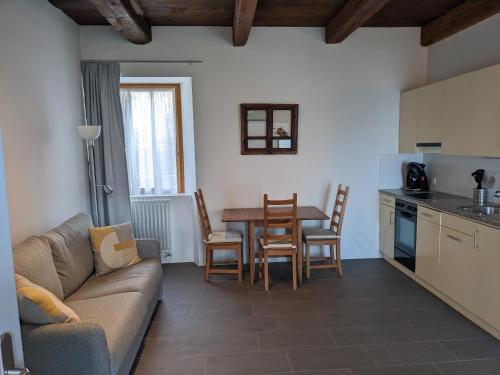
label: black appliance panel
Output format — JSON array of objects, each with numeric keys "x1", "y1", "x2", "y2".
[{"x1": 394, "y1": 199, "x2": 417, "y2": 272}]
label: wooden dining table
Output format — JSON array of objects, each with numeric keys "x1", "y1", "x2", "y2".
[{"x1": 222, "y1": 206, "x2": 329, "y2": 285}]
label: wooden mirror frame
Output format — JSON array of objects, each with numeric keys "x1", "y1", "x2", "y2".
[{"x1": 240, "y1": 103, "x2": 298, "y2": 155}]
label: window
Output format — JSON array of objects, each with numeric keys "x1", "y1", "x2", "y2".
[{"x1": 120, "y1": 84, "x2": 184, "y2": 195}]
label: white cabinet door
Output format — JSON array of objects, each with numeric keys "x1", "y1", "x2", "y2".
[
  {"x1": 468, "y1": 64, "x2": 500, "y2": 157},
  {"x1": 441, "y1": 73, "x2": 472, "y2": 155},
  {"x1": 416, "y1": 82, "x2": 444, "y2": 145},
  {"x1": 415, "y1": 211, "x2": 440, "y2": 288},
  {"x1": 438, "y1": 226, "x2": 482, "y2": 314},
  {"x1": 475, "y1": 224, "x2": 500, "y2": 330},
  {"x1": 399, "y1": 89, "x2": 418, "y2": 153},
  {"x1": 379, "y1": 203, "x2": 395, "y2": 259}
]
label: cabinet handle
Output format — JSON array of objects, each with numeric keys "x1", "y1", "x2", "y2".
[
  {"x1": 421, "y1": 212, "x2": 434, "y2": 219},
  {"x1": 389, "y1": 211, "x2": 393, "y2": 225},
  {"x1": 474, "y1": 228, "x2": 480, "y2": 249},
  {"x1": 446, "y1": 234, "x2": 462, "y2": 242}
]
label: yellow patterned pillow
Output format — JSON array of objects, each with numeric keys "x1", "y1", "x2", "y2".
[
  {"x1": 15, "y1": 274, "x2": 80, "y2": 324},
  {"x1": 89, "y1": 223, "x2": 142, "y2": 276}
]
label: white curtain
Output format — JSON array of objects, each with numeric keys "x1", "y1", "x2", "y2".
[{"x1": 120, "y1": 88, "x2": 179, "y2": 195}]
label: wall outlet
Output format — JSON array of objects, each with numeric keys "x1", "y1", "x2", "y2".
[{"x1": 431, "y1": 177, "x2": 438, "y2": 186}]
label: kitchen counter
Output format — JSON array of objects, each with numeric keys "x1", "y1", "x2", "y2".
[{"x1": 379, "y1": 189, "x2": 500, "y2": 229}]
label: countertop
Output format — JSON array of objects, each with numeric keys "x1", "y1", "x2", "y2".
[{"x1": 379, "y1": 189, "x2": 500, "y2": 230}]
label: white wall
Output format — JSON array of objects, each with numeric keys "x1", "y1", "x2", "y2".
[
  {"x1": 81, "y1": 26, "x2": 427, "y2": 260},
  {"x1": 427, "y1": 14, "x2": 500, "y2": 82},
  {"x1": 0, "y1": 1, "x2": 89, "y2": 245}
]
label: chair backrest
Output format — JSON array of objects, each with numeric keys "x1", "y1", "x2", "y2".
[
  {"x1": 263, "y1": 193, "x2": 298, "y2": 247},
  {"x1": 194, "y1": 189, "x2": 212, "y2": 242},
  {"x1": 330, "y1": 184, "x2": 350, "y2": 236}
]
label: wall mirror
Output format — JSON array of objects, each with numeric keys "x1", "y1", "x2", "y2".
[{"x1": 240, "y1": 104, "x2": 298, "y2": 155}]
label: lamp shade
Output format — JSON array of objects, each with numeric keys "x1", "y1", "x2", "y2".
[{"x1": 78, "y1": 125, "x2": 101, "y2": 141}]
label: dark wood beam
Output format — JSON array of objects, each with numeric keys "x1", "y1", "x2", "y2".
[
  {"x1": 89, "y1": 0, "x2": 151, "y2": 44},
  {"x1": 233, "y1": 0, "x2": 258, "y2": 46},
  {"x1": 421, "y1": 0, "x2": 500, "y2": 46},
  {"x1": 325, "y1": 0, "x2": 390, "y2": 43}
]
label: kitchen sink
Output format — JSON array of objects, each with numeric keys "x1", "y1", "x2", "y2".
[{"x1": 457, "y1": 206, "x2": 500, "y2": 216}]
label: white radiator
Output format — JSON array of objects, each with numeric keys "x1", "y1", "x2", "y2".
[{"x1": 130, "y1": 196, "x2": 172, "y2": 262}]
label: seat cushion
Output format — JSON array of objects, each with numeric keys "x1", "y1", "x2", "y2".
[
  {"x1": 66, "y1": 259, "x2": 162, "y2": 303},
  {"x1": 13, "y1": 236, "x2": 64, "y2": 300},
  {"x1": 42, "y1": 213, "x2": 95, "y2": 298},
  {"x1": 15, "y1": 274, "x2": 80, "y2": 325},
  {"x1": 66, "y1": 292, "x2": 148, "y2": 375},
  {"x1": 207, "y1": 231, "x2": 242, "y2": 243},
  {"x1": 302, "y1": 227, "x2": 340, "y2": 240},
  {"x1": 258, "y1": 238, "x2": 296, "y2": 249}
]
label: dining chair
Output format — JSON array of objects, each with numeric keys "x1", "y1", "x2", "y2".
[
  {"x1": 257, "y1": 193, "x2": 298, "y2": 291},
  {"x1": 194, "y1": 189, "x2": 243, "y2": 282},
  {"x1": 302, "y1": 184, "x2": 349, "y2": 278}
]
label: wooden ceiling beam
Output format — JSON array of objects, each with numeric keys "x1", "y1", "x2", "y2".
[
  {"x1": 421, "y1": 0, "x2": 500, "y2": 46},
  {"x1": 325, "y1": 0, "x2": 390, "y2": 43},
  {"x1": 233, "y1": 0, "x2": 258, "y2": 46},
  {"x1": 89, "y1": 0, "x2": 152, "y2": 44}
]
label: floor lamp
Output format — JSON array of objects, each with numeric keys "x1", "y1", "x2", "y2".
[{"x1": 78, "y1": 125, "x2": 113, "y2": 225}]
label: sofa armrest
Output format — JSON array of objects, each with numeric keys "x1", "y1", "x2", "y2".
[
  {"x1": 22, "y1": 323, "x2": 111, "y2": 375},
  {"x1": 136, "y1": 238, "x2": 161, "y2": 260}
]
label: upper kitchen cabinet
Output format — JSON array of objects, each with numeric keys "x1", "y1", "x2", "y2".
[
  {"x1": 416, "y1": 82, "x2": 444, "y2": 146},
  {"x1": 399, "y1": 89, "x2": 418, "y2": 153},
  {"x1": 441, "y1": 74, "x2": 472, "y2": 155},
  {"x1": 468, "y1": 64, "x2": 500, "y2": 157}
]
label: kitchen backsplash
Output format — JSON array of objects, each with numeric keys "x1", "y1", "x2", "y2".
[{"x1": 424, "y1": 153, "x2": 500, "y2": 202}]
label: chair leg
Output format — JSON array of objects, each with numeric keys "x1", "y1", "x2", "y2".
[
  {"x1": 237, "y1": 245, "x2": 243, "y2": 283},
  {"x1": 204, "y1": 246, "x2": 210, "y2": 282},
  {"x1": 329, "y1": 244, "x2": 335, "y2": 265},
  {"x1": 336, "y1": 240, "x2": 343, "y2": 277},
  {"x1": 306, "y1": 242, "x2": 311, "y2": 279},
  {"x1": 292, "y1": 250, "x2": 297, "y2": 290},
  {"x1": 264, "y1": 251, "x2": 270, "y2": 291}
]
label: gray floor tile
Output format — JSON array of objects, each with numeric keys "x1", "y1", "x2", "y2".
[
  {"x1": 351, "y1": 364, "x2": 441, "y2": 375},
  {"x1": 330, "y1": 325, "x2": 409, "y2": 345},
  {"x1": 315, "y1": 299, "x2": 379, "y2": 314},
  {"x1": 365, "y1": 341, "x2": 457, "y2": 366},
  {"x1": 252, "y1": 301, "x2": 318, "y2": 317},
  {"x1": 442, "y1": 338, "x2": 500, "y2": 360},
  {"x1": 210, "y1": 317, "x2": 278, "y2": 334},
  {"x1": 206, "y1": 351, "x2": 291, "y2": 375},
  {"x1": 147, "y1": 317, "x2": 209, "y2": 337},
  {"x1": 189, "y1": 303, "x2": 253, "y2": 318},
  {"x1": 132, "y1": 354, "x2": 205, "y2": 375},
  {"x1": 140, "y1": 333, "x2": 258, "y2": 357},
  {"x1": 258, "y1": 329, "x2": 335, "y2": 351},
  {"x1": 271, "y1": 290, "x2": 330, "y2": 302},
  {"x1": 401, "y1": 320, "x2": 486, "y2": 341},
  {"x1": 288, "y1": 346, "x2": 374, "y2": 371},
  {"x1": 436, "y1": 358, "x2": 500, "y2": 375},
  {"x1": 272, "y1": 370, "x2": 352, "y2": 375}
]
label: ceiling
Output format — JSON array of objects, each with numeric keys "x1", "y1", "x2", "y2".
[
  {"x1": 48, "y1": 0, "x2": 500, "y2": 46},
  {"x1": 50, "y1": 0, "x2": 465, "y2": 27}
]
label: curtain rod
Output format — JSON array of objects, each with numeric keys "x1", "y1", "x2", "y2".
[{"x1": 81, "y1": 60, "x2": 203, "y2": 64}]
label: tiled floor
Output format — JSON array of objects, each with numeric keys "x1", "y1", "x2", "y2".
[{"x1": 131, "y1": 259, "x2": 500, "y2": 375}]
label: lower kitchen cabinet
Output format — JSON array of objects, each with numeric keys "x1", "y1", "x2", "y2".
[
  {"x1": 415, "y1": 212, "x2": 440, "y2": 289},
  {"x1": 379, "y1": 202, "x2": 394, "y2": 259}
]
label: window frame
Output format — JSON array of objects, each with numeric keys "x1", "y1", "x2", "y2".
[{"x1": 120, "y1": 83, "x2": 185, "y2": 194}]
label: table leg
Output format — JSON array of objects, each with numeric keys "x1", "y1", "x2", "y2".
[
  {"x1": 297, "y1": 220, "x2": 303, "y2": 285},
  {"x1": 248, "y1": 221, "x2": 255, "y2": 286}
]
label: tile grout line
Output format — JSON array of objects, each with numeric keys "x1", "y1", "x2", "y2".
[
  {"x1": 437, "y1": 340, "x2": 461, "y2": 361},
  {"x1": 284, "y1": 349, "x2": 294, "y2": 373},
  {"x1": 360, "y1": 345, "x2": 380, "y2": 367},
  {"x1": 203, "y1": 352, "x2": 208, "y2": 375}
]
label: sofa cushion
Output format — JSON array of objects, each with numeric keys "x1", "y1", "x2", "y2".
[
  {"x1": 89, "y1": 223, "x2": 141, "y2": 276},
  {"x1": 66, "y1": 259, "x2": 162, "y2": 303},
  {"x1": 15, "y1": 274, "x2": 81, "y2": 325},
  {"x1": 43, "y1": 213, "x2": 95, "y2": 297},
  {"x1": 66, "y1": 292, "x2": 148, "y2": 375},
  {"x1": 13, "y1": 236, "x2": 64, "y2": 300}
]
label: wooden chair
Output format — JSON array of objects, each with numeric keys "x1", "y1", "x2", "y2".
[
  {"x1": 257, "y1": 193, "x2": 298, "y2": 291},
  {"x1": 302, "y1": 184, "x2": 349, "y2": 278},
  {"x1": 194, "y1": 189, "x2": 243, "y2": 282}
]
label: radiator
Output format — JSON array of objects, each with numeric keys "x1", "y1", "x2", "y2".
[{"x1": 130, "y1": 196, "x2": 172, "y2": 262}]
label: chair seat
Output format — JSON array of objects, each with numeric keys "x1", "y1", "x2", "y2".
[
  {"x1": 302, "y1": 227, "x2": 340, "y2": 240},
  {"x1": 258, "y1": 238, "x2": 297, "y2": 249},
  {"x1": 206, "y1": 231, "x2": 242, "y2": 243}
]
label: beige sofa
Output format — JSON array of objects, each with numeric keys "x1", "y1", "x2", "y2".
[{"x1": 12, "y1": 213, "x2": 163, "y2": 375}]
